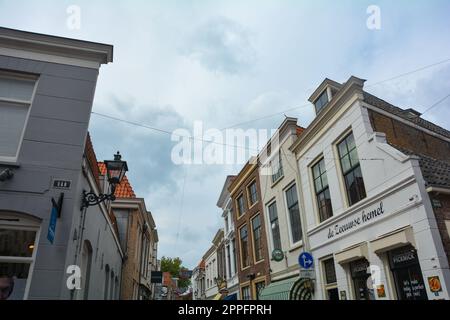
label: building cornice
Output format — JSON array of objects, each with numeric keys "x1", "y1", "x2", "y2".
[{"x1": 0, "y1": 27, "x2": 113, "y2": 69}]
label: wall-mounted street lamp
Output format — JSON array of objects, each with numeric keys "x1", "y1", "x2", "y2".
[{"x1": 81, "y1": 151, "x2": 128, "y2": 210}]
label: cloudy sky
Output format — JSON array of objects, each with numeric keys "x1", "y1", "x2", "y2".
[{"x1": 1, "y1": 0, "x2": 450, "y2": 268}]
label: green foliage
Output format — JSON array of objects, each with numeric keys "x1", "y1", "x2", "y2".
[{"x1": 160, "y1": 256, "x2": 191, "y2": 289}]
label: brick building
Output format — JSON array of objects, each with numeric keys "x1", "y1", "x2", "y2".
[
  {"x1": 229, "y1": 158, "x2": 270, "y2": 300},
  {"x1": 104, "y1": 163, "x2": 158, "y2": 300}
]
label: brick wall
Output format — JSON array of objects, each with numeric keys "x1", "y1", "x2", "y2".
[
  {"x1": 368, "y1": 110, "x2": 450, "y2": 161},
  {"x1": 230, "y1": 164, "x2": 270, "y2": 299},
  {"x1": 430, "y1": 194, "x2": 450, "y2": 265}
]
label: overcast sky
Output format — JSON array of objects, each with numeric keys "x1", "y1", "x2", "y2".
[{"x1": 1, "y1": 0, "x2": 450, "y2": 268}]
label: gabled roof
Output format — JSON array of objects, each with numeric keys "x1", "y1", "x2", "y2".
[{"x1": 98, "y1": 162, "x2": 136, "y2": 198}]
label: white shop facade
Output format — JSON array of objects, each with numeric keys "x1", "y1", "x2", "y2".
[
  {"x1": 291, "y1": 76, "x2": 450, "y2": 300},
  {"x1": 308, "y1": 178, "x2": 449, "y2": 300}
]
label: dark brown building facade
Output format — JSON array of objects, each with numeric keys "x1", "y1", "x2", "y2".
[{"x1": 229, "y1": 158, "x2": 270, "y2": 300}]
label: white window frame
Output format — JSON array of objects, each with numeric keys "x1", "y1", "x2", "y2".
[
  {"x1": 265, "y1": 199, "x2": 281, "y2": 252},
  {"x1": 0, "y1": 71, "x2": 39, "y2": 163},
  {"x1": 282, "y1": 180, "x2": 303, "y2": 248},
  {"x1": 0, "y1": 212, "x2": 41, "y2": 300}
]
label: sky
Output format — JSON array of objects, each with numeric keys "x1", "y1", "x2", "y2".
[{"x1": 1, "y1": 0, "x2": 450, "y2": 268}]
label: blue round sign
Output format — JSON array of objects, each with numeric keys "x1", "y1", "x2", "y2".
[{"x1": 298, "y1": 252, "x2": 314, "y2": 269}]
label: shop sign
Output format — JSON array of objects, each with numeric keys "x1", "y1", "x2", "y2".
[
  {"x1": 428, "y1": 276, "x2": 442, "y2": 295},
  {"x1": 390, "y1": 247, "x2": 419, "y2": 269},
  {"x1": 299, "y1": 269, "x2": 316, "y2": 279},
  {"x1": 327, "y1": 202, "x2": 385, "y2": 240},
  {"x1": 377, "y1": 285, "x2": 386, "y2": 298}
]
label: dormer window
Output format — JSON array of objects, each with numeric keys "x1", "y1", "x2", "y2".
[{"x1": 314, "y1": 90, "x2": 330, "y2": 114}]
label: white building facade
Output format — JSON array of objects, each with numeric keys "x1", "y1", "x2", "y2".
[
  {"x1": 258, "y1": 118, "x2": 306, "y2": 283},
  {"x1": 217, "y1": 176, "x2": 239, "y2": 300},
  {"x1": 291, "y1": 76, "x2": 450, "y2": 300}
]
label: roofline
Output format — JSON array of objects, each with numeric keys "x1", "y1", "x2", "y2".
[
  {"x1": 290, "y1": 76, "x2": 366, "y2": 154},
  {"x1": 0, "y1": 27, "x2": 113, "y2": 65},
  {"x1": 308, "y1": 78, "x2": 343, "y2": 103},
  {"x1": 216, "y1": 175, "x2": 236, "y2": 208},
  {"x1": 426, "y1": 186, "x2": 450, "y2": 195}
]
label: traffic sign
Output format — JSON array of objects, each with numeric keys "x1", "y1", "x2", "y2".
[{"x1": 298, "y1": 252, "x2": 314, "y2": 269}]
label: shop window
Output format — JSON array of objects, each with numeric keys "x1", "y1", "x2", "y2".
[
  {"x1": 349, "y1": 259, "x2": 373, "y2": 300},
  {"x1": 388, "y1": 245, "x2": 427, "y2": 300},
  {"x1": 254, "y1": 281, "x2": 266, "y2": 300},
  {"x1": 312, "y1": 158, "x2": 333, "y2": 222},
  {"x1": 0, "y1": 214, "x2": 39, "y2": 300},
  {"x1": 241, "y1": 285, "x2": 251, "y2": 300},
  {"x1": 267, "y1": 202, "x2": 281, "y2": 250},
  {"x1": 285, "y1": 184, "x2": 302, "y2": 243},
  {"x1": 337, "y1": 132, "x2": 367, "y2": 206},
  {"x1": 322, "y1": 257, "x2": 339, "y2": 300},
  {"x1": 251, "y1": 214, "x2": 263, "y2": 262}
]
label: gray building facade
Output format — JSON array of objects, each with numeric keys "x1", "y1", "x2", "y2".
[{"x1": 0, "y1": 27, "x2": 122, "y2": 300}]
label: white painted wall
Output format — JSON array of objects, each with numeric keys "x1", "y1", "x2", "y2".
[{"x1": 296, "y1": 93, "x2": 450, "y2": 300}]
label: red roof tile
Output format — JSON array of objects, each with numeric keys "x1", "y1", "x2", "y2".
[{"x1": 98, "y1": 162, "x2": 136, "y2": 198}]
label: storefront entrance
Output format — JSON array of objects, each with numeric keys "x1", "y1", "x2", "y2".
[
  {"x1": 350, "y1": 259, "x2": 373, "y2": 300},
  {"x1": 388, "y1": 245, "x2": 427, "y2": 300}
]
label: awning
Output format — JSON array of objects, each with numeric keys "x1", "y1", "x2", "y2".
[
  {"x1": 259, "y1": 277, "x2": 313, "y2": 300},
  {"x1": 335, "y1": 242, "x2": 369, "y2": 264},
  {"x1": 223, "y1": 293, "x2": 237, "y2": 300},
  {"x1": 212, "y1": 293, "x2": 223, "y2": 300},
  {"x1": 371, "y1": 226, "x2": 415, "y2": 253}
]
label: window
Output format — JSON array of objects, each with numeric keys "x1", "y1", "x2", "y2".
[
  {"x1": 271, "y1": 151, "x2": 284, "y2": 183},
  {"x1": 337, "y1": 132, "x2": 367, "y2": 206},
  {"x1": 322, "y1": 258, "x2": 338, "y2": 300},
  {"x1": 0, "y1": 72, "x2": 37, "y2": 161},
  {"x1": 241, "y1": 286, "x2": 251, "y2": 300},
  {"x1": 312, "y1": 158, "x2": 333, "y2": 222},
  {"x1": 239, "y1": 225, "x2": 249, "y2": 269},
  {"x1": 236, "y1": 195, "x2": 245, "y2": 217},
  {"x1": 0, "y1": 214, "x2": 39, "y2": 300},
  {"x1": 314, "y1": 90, "x2": 329, "y2": 114},
  {"x1": 255, "y1": 281, "x2": 266, "y2": 300},
  {"x1": 286, "y1": 184, "x2": 302, "y2": 243},
  {"x1": 267, "y1": 202, "x2": 281, "y2": 250},
  {"x1": 251, "y1": 214, "x2": 263, "y2": 262},
  {"x1": 224, "y1": 215, "x2": 229, "y2": 234},
  {"x1": 226, "y1": 245, "x2": 232, "y2": 279},
  {"x1": 232, "y1": 239, "x2": 237, "y2": 274},
  {"x1": 247, "y1": 182, "x2": 258, "y2": 206},
  {"x1": 80, "y1": 241, "x2": 93, "y2": 300}
]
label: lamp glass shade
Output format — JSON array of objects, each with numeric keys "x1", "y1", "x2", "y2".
[{"x1": 104, "y1": 152, "x2": 128, "y2": 185}]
